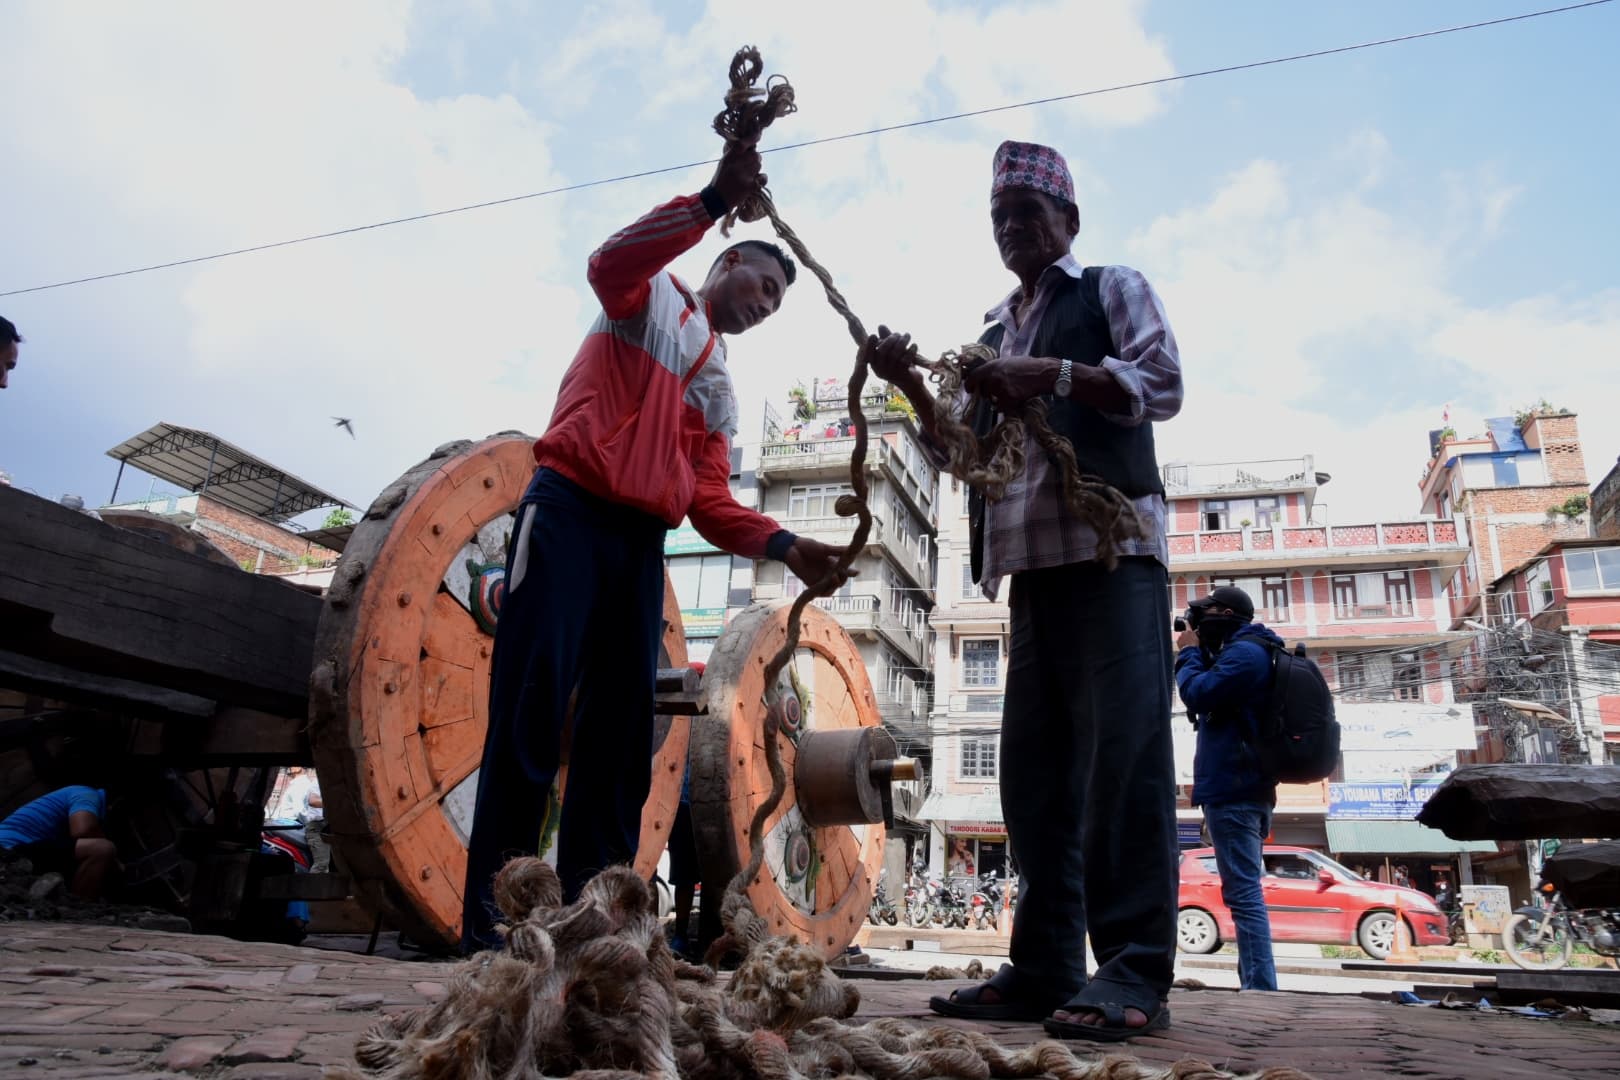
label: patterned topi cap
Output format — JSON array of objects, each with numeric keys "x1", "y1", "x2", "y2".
[{"x1": 991, "y1": 140, "x2": 1075, "y2": 207}]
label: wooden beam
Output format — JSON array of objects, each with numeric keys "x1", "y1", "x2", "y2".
[
  {"x1": 0, "y1": 647, "x2": 217, "y2": 718},
  {"x1": 256, "y1": 873, "x2": 354, "y2": 902},
  {"x1": 127, "y1": 708, "x2": 308, "y2": 765},
  {"x1": 0, "y1": 486, "x2": 320, "y2": 717}
]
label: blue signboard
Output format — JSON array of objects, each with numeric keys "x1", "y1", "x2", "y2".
[
  {"x1": 1177, "y1": 822, "x2": 1206, "y2": 848},
  {"x1": 1328, "y1": 780, "x2": 1444, "y2": 821}
]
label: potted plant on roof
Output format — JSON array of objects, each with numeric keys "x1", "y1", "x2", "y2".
[{"x1": 787, "y1": 383, "x2": 817, "y2": 423}]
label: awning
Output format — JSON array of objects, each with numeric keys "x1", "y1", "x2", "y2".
[
  {"x1": 918, "y1": 791, "x2": 1003, "y2": 825},
  {"x1": 1326, "y1": 820, "x2": 1496, "y2": 855}
]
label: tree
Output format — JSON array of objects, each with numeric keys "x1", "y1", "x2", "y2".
[{"x1": 322, "y1": 507, "x2": 355, "y2": 529}]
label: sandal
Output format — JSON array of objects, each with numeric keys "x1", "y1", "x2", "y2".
[
  {"x1": 929, "y1": 963, "x2": 1061, "y2": 1022},
  {"x1": 1042, "y1": 1000, "x2": 1170, "y2": 1042}
]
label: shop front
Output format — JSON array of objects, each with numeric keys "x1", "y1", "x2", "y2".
[
  {"x1": 917, "y1": 791, "x2": 1011, "y2": 884},
  {"x1": 1326, "y1": 780, "x2": 1498, "y2": 899}
]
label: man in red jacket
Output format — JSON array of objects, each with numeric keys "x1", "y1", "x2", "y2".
[{"x1": 462, "y1": 144, "x2": 849, "y2": 951}]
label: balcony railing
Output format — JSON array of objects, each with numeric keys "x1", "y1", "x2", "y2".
[
  {"x1": 1167, "y1": 519, "x2": 1466, "y2": 562},
  {"x1": 761, "y1": 437, "x2": 937, "y2": 527},
  {"x1": 780, "y1": 512, "x2": 935, "y2": 591},
  {"x1": 750, "y1": 586, "x2": 934, "y2": 666},
  {"x1": 1161, "y1": 457, "x2": 1315, "y2": 496}
]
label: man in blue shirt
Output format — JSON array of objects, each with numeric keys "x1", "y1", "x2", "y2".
[
  {"x1": 0, "y1": 786, "x2": 118, "y2": 898},
  {"x1": 1174, "y1": 586, "x2": 1281, "y2": 991}
]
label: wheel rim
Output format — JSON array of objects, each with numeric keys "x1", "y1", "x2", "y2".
[
  {"x1": 690, "y1": 601, "x2": 885, "y2": 960},
  {"x1": 1364, "y1": 914, "x2": 1394, "y2": 957},
  {"x1": 1507, "y1": 914, "x2": 1571, "y2": 969},
  {"x1": 1178, "y1": 911, "x2": 1215, "y2": 952}
]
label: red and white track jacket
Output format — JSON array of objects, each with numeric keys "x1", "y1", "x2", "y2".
[{"x1": 533, "y1": 192, "x2": 787, "y2": 559}]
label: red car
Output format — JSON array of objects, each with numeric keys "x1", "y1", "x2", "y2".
[{"x1": 1177, "y1": 845, "x2": 1450, "y2": 960}]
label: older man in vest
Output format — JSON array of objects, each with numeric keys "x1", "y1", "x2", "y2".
[{"x1": 872, "y1": 141, "x2": 1183, "y2": 1041}]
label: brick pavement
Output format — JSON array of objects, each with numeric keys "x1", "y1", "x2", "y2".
[{"x1": 2, "y1": 922, "x2": 1618, "y2": 1078}]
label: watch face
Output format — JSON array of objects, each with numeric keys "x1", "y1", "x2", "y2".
[{"x1": 1055, "y1": 377, "x2": 1072, "y2": 398}]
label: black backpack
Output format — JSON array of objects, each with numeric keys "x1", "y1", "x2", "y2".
[{"x1": 1247, "y1": 642, "x2": 1340, "y2": 784}]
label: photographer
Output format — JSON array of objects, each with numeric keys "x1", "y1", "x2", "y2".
[{"x1": 1174, "y1": 586, "x2": 1284, "y2": 991}]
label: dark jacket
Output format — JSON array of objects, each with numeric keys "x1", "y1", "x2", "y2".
[{"x1": 1176, "y1": 623, "x2": 1285, "y2": 808}]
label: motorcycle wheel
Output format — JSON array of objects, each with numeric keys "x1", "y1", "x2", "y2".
[
  {"x1": 907, "y1": 903, "x2": 931, "y2": 928},
  {"x1": 1503, "y1": 912, "x2": 1573, "y2": 971},
  {"x1": 884, "y1": 910, "x2": 898, "y2": 926}
]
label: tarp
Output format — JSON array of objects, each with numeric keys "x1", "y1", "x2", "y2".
[
  {"x1": 1416, "y1": 764, "x2": 1620, "y2": 841},
  {"x1": 1325, "y1": 820, "x2": 1496, "y2": 855},
  {"x1": 1541, "y1": 841, "x2": 1620, "y2": 909}
]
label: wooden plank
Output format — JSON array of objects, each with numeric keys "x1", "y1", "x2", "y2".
[
  {"x1": 126, "y1": 708, "x2": 308, "y2": 765},
  {"x1": 0, "y1": 486, "x2": 320, "y2": 716},
  {"x1": 0, "y1": 647, "x2": 217, "y2": 717},
  {"x1": 1494, "y1": 969, "x2": 1620, "y2": 1008},
  {"x1": 256, "y1": 873, "x2": 354, "y2": 902}
]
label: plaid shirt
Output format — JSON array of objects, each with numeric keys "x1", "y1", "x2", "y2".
[{"x1": 924, "y1": 254, "x2": 1183, "y2": 600}]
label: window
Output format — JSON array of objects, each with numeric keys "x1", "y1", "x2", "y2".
[
  {"x1": 962, "y1": 640, "x2": 1000, "y2": 687},
  {"x1": 1203, "y1": 500, "x2": 1228, "y2": 531},
  {"x1": 667, "y1": 553, "x2": 731, "y2": 610},
  {"x1": 788, "y1": 484, "x2": 852, "y2": 520},
  {"x1": 1394, "y1": 655, "x2": 1423, "y2": 702},
  {"x1": 960, "y1": 738, "x2": 998, "y2": 779},
  {"x1": 1527, "y1": 561, "x2": 1554, "y2": 615},
  {"x1": 1264, "y1": 853, "x2": 1317, "y2": 880},
  {"x1": 1339, "y1": 656, "x2": 1367, "y2": 700},
  {"x1": 1254, "y1": 497, "x2": 1280, "y2": 529},
  {"x1": 1262, "y1": 576, "x2": 1290, "y2": 621},
  {"x1": 1565, "y1": 547, "x2": 1620, "y2": 592},
  {"x1": 1385, "y1": 572, "x2": 1414, "y2": 616},
  {"x1": 961, "y1": 560, "x2": 976, "y2": 600},
  {"x1": 1498, "y1": 588, "x2": 1518, "y2": 625},
  {"x1": 1587, "y1": 642, "x2": 1620, "y2": 679},
  {"x1": 1332, "y1": 572, "x2": 1412, "y2": 618}
]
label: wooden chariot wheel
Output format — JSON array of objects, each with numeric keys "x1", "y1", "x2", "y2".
[
  {"x1": 689, "y1": 601, "x2": 886, "y2": 960},
  {"x1": 309, "y1": 434, "x2": 689, "y2": 948}
]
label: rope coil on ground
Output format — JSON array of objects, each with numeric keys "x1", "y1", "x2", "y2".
[{"x1": 338, "y1": 47, "x2": 1312, "y2": 1080}]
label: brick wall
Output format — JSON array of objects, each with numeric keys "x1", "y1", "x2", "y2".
[
  {"x1": 195, "y1": 497, "x2": 338, "y2": 575},
  {"x1": 1463, "y1": 480, "x2": 1591, "y2": 587},
  {"x1": 1592, "y1": 460, "x2": 1620, "y2": 541},
  {"x1": 1523, "y1": 413, "x2": 1587, "y2": 485}
]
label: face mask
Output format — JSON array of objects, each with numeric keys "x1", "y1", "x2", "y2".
[{"x1": 1196, "y1": 615, "x2": 1245, "y2": 649}]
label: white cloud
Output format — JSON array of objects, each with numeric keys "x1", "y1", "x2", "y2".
[{"x1": 1132, "y1": 139, "x2": 1620, "y2": 524}]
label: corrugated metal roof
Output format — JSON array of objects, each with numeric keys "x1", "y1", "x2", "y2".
[
  {"x1": 1326, "y1": 820, "x2": 1496, "y2": 855},
  {"x1": 106, "y1": 422, "x2": 352, "y2": 523}
]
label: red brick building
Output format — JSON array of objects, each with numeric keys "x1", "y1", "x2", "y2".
[{"x1": 1415, "y1": 411, "x2": 1591, "y2": 626}]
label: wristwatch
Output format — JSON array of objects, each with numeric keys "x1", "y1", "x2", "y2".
[{"x1": 1053, "y1": 358, "x2": 1073, "y2": 399}]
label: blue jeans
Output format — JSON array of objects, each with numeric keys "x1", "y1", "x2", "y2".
[{"x1": 1204, "y1": 800, "x2": 1277, "y2": 991}]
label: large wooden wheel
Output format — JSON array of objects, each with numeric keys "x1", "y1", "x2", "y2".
[
  {"x1": 689, "y1": 601, "x2": 885, "y2": 960},
  {"x1": 309, "y1": 434, "x2": 689, "y2": 948}
]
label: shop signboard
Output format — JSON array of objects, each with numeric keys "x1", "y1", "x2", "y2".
[
  {"x1": 1328, "y1": 779, "x2": 1445, "y2": 820},
  {"x1": 951, "y1": 820, "x2": 1005, "y2": 839},
  {"x1": 664, "y1": 525, "x2": 717, "y2": 556},
  {"x1": 681, "y1": 608, "x2": 726, "y2": 637},
  {"x1": 1335, "y1": 702, "x2": 1475, "y2": 752}
]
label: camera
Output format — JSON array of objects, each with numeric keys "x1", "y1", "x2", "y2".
[
  {"x1": 1182, "y1": 597, "x2": 1215, "y2": 631},
  {"x1": 1173, "y1": 616, "x2": 1187, "y2": 632}
]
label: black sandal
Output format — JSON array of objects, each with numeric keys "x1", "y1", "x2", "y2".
[
  {"x1": 929, "y1": 963, "x2": 1060, "y2": 1022},
  {"x1": 1042, "y1": 1000, "x2": 1170, "y2": 1042}
]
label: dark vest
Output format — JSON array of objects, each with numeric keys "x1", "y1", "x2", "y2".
[{"x1": 968, "y1": 266, "x2": 1164, "y2": 583}]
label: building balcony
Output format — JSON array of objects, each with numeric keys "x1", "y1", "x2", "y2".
[
  {"x1": 759, "y1": 436, "x2": 938, "y2": 530},
  {"x1": 942, "y1": 691, "x2": 1005, "y2": 718},
  {"x1": 1168, "y1": 518, "x2": 1469, "y2": 574},
  {"x1": 749, "y1": 587, "x2": 934, "y2": 668},
  {"x1": 778, "y1": 513, "x2": 935, "y2": 592},
  {"x1": 1161, "y1": 456, "x2": 1322, "y2": 498}
]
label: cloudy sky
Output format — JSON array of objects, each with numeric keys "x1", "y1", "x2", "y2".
[{"x1": 2, "y1": 0, "x2": 1616, "y2": 526}]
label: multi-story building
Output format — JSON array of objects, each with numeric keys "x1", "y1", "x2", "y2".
[
  {"x1": 1479, "y1": 539, "x2": 1620, "y2": 766},
  {"x1": 921, "y1": 453, "x2": 1488, "y2": 892},
  {"x1": 1416, "y1": 410, "x2": 1591, "y2": 626},
  {"x1": 746, "y1": 379, "x2": 940, "y2": 763}
]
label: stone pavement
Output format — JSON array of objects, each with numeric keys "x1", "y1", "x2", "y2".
[{"x1": 3, "y1": 922, "x2": 1619, "y2": 1078}]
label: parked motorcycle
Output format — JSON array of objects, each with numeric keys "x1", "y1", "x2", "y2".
[
  {"x1": 868, "y1": 871, "x2": 899, "y2": 926},
  {"x1": 904, "y1": 872, "x2": 931, "y2": 928},
  {"x1": 971, "y1": 872, "x2": 1004, "y2": 931},
  {"x1": 928, "y1": 877, "x2": 970, "y2": 929},
  {"x1": 1503, "y1": 883, "x2": 1620, "y2": 971}
]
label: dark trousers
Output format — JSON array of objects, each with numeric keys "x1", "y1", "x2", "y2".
[
  {"x1": 1001, "y1": 557, "x2": 1177, "y2": 1014},
  {"x1": 460, "y1": 468, "x2": 666, "y2": 952}
]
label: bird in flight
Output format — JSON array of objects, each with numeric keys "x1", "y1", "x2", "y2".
[{"x1": 333, "y1": 417, "x2": 356, "y2": 439}]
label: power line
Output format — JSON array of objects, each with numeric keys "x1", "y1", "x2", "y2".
[{"x1": 2, "y1": 0, "x2": 1610, "y2": 300}]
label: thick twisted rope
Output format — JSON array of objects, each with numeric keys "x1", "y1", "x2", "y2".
[{"x1": 338, "y1": 47, "x2": 1309, "y2": 1080}]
